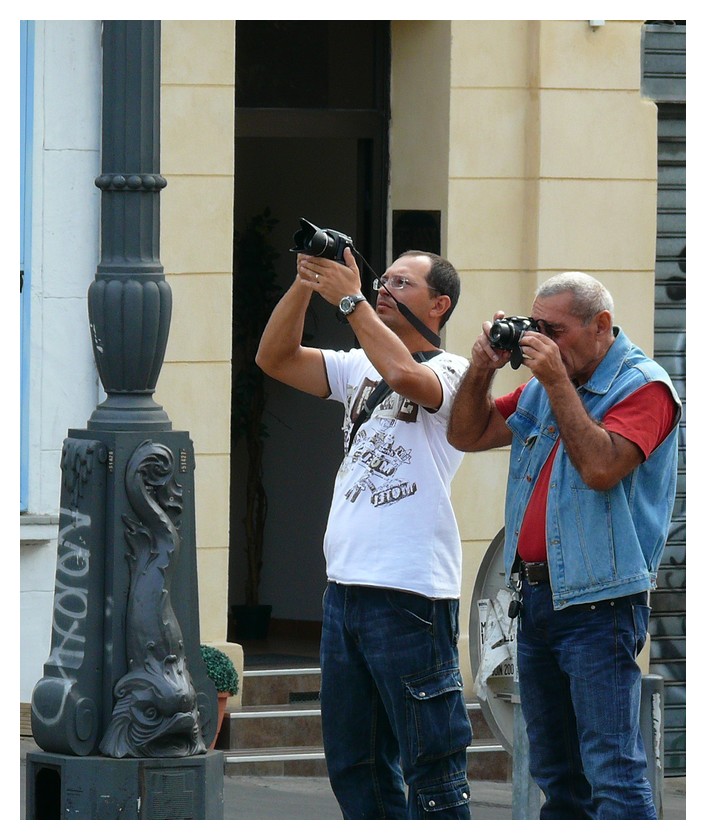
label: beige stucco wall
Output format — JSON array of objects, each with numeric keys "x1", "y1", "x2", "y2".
[
  {"x1": 157, "y1": 21, "x2": 242, "y2": 691},
  {"x1": 389, "y1": 21, "x2": 451, "y2": 243},
  {"x1": 154, "y1": 19, "x2": 659, "y2": 699},
  {"x1": 392, "y1": 20, "x2": 658, "y2": 689}
]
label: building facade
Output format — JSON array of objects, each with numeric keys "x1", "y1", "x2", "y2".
[{"x1": 20, "y1": 20, "x2": 685, "y2": 772}]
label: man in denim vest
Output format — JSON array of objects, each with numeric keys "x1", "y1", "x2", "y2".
[{"x1": 447, "y1": 272, "x2": 681, "y2": 819}]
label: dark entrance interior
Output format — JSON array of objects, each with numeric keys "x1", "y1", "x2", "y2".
[{"x1": 228, "y1": 22, "x2": 390, "y2": 643}]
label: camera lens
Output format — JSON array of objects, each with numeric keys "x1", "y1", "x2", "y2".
[
  {"x1": 489, "y1": 320, "x2": 515, "y2": 348},
  {"x1": 308, "y1": 229, "x2": 335, "y2": 258}
]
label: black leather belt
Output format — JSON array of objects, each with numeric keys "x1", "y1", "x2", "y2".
[{"x1": 520, "y1": 561, "x2": 550, "y2": 585}]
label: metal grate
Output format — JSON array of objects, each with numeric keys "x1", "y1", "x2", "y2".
[
  {"x1": 648, "y1": 92, "x2": 686, "y2": 776},
  {"x1": 289, "y1": 691, "x2": 321, "y2": 704}
]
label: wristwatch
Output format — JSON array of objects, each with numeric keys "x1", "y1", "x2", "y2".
[{"x1": 338, "y1": 294, "x2": 366, "y2": 316}]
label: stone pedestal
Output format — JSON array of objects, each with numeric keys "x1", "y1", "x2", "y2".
[
  {"x1": 26, "y1": 750, "x2": 224, "y2": 819},
  {"x1": 31, "y1": 429, "x2": 218, "y2": 759}
]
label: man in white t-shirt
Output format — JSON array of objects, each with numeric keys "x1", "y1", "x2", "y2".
[{"x1": 257, "y1": 244, "x2": 472, "y2": 819}]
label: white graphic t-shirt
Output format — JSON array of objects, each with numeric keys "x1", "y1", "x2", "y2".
[{"x1": 321, "y1": 347, "x2": 469, "y2": 599}]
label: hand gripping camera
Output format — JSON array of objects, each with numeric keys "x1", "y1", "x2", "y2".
[
  {"x1": 488, "y1": 315, "x2": 541, "y2": 369},
  {"x1": 290, "y1": 218, "x2": 354, "y2": 264},
  {"x1": 289, "y1": 217, "x2": 442, "y2": 347}
]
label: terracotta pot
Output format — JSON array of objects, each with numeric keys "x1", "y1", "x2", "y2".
[{"x1": 210, "y1": 691, "x2": 229, "y2": 749}]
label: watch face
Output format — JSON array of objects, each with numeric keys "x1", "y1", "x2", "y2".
[{"x1": 339, "y1": 295, "x2": 363, "y2": 315}]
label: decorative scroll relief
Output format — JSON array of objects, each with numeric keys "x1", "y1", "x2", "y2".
[{"x1": 100, "y1": 440, "x2": 206, "y2": 758}]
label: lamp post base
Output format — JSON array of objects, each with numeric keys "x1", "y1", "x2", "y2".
[{"x1": 26, "y1": 750, "x2": 224, "y2": 819}]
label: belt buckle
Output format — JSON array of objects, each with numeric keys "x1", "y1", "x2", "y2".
[{"x1": 523, "y1": 562, "x2": 544, "y2": 585}]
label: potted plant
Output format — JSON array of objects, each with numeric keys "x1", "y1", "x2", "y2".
[
  {"x1": 200, "y1": 644, "x2": 239, "y2": 748},
  {"x1": 230, "y1": 208, "x2": 282, "y2": 640}
]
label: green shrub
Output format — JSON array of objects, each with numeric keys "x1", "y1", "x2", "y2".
[{"x1": 200, "y1": 645, "x2": 239, "y2": 695}]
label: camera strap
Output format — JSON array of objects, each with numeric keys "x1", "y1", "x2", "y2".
[
  {"x1": 393, "y1": 299, "x2": 442, "y2": 348},
  {"x1": 346, "y1": 350, "x2": 442, "y2": 453}
]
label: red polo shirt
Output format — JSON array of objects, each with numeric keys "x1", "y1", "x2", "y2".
[{"x1": 495, "y1": 382, "x2": 678, "y2": 563}]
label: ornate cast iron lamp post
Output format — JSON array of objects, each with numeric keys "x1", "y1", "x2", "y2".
[{"x1": 26, "y1": 21, "x2": 222, "y2": 819}]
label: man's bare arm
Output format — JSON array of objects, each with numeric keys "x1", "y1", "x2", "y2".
[
  {"x1": 519, "y1": 331, "x2": 644, "y2": 490},
  {"x1": 447, "y1": 319, "x2": 513, "y2": 452},
  {"x1": 256, "y1": 269, "x2": 330, "y2": 398}
]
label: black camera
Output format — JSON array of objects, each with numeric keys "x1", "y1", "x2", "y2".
[
  {"x1": 290, "y1": 218, "x2": 354, "y2": 264},
  {"x1": 488, "y1": 316, "x2": 540, "y2": 369}
]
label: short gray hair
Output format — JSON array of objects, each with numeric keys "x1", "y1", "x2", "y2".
[{"x1": 536, "y1": 272, "x2": 614, "y2": 323}]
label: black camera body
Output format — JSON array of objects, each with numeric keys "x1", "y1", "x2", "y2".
[
  {"x1": 488, "y1": 316, "x2": 540, "y2": 369},
  {"x1": 290, "y1": 218, "x2": 354, "y2": 264}
]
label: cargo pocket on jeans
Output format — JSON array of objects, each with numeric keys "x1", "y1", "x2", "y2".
[
  {"x1": 417, "y1": 773, "x2": 471, "y2": 817},
  {"x1": 404, "y1": 668, "x2": 473, "y2": 764}
]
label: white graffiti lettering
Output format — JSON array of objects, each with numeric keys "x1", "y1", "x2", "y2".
[{"x1": 48, "y1": 508, "x2": 92, "y2": 678}]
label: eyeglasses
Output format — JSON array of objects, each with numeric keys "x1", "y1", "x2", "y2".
[{"x1": 373, "y1": 276, "x2": 440, "y2": 293}]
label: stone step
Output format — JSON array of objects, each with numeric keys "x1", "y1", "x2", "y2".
[
  {"x1": 241, "y1": 667, "x2": 321, "y2": 707},
  {"x1": 221, "y1": 702, "x2": 322, "y2": 750},
  {"x1": 221, "y1": 700, "x2": 497, "y2": 751},
  {"x1": 227, "y1": 664, "x2": 511, "y2": 780},
  {"x1": 223, "y1": 745, "x2": 327, "y2": 777},
  {"x1": 222, "y1": 740, "x2": 511, "y2": 780}
]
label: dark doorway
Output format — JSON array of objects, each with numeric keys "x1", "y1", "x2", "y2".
[{"x1": 229, "y1": 22, "x2": 390, "y2": 638}]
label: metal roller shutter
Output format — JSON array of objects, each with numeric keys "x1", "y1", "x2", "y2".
[{"x1": 642, "y1": 22, "x2": 686, "y2": 777}]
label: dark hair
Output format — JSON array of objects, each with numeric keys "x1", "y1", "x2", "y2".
[{"x1": 400, "y1": 250, "x2": 461, "y2": 328}]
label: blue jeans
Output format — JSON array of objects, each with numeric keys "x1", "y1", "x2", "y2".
[
  {"x1": 320, "y1": 583, "x2": 472, "y2": 819},
  {"x1": 517, "y1": 580, "x2": 656, "y2": 819}
]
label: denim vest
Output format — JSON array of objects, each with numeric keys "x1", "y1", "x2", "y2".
[{"x1": 503, "y1": 328, "x2": 681, "y2": 608}]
